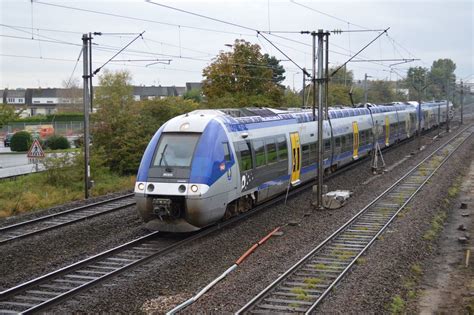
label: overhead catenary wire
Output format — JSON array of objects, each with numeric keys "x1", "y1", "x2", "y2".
[
  {"x1": 65, "y1": 47, "x2": 83, "y2": 88},
  {"x1": 331, "y1": 28, "x2": 390, "y2": 77},
  {"x1": 34, "y1": 0, "x2": 255, "y2": 37},
  {"x1": 92, "y1": 31, "x2": 145, "y2": 75}
]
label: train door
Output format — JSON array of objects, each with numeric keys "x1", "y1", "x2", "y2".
[
  {"x1": 290, "y1": 132, "x2": 301, "y2": 185},
  {"x1": 385, "y1": 116, "x2": 390, "y2": 146},
  {"x1": 352, "y1": 121, "x2": 359, "y2": 159}
]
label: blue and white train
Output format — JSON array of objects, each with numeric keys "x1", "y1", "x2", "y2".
[{"x1": 135, "y1": 101, "x2": 452, "y2": 232}]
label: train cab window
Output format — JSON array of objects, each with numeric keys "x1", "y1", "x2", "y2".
[
  {"x1": 265, "y1": 139, "x2": 278, "y2": 164},
  {"x1": 253, "y1": 140, "x2": 266, "y2": 168},
  {"x1": 237, "y1": 141, "x2": 253, "y2": 171},
  {"x1": 153, "y1": 133, "x2": 200, "y2": 168},
  {"x1": 277, "y1": 136, "x2": 288, "y2": 161},
  {"x1": 223, "y1": 142, "x2": 231, "y2": 162}
]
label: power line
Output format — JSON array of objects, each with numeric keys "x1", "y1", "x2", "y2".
[
  {"x1": 93, "y1": 31, "x2": 145, "y2": 75},
  {"x1": 290, "y1": 0, "x2": 370, "y2": 30},
  {"x1": 331, "y1": 28, "x2": 390, "y2": 77},
  {"x1": 0, "y1": 34, "x2": 81, "y2": 47},
  {"x1": 34, "y1": 1, "x2": 255, "y2": 37},
  {"x1": 65, "y1": 48, "x2": 83, "y2": 88}
]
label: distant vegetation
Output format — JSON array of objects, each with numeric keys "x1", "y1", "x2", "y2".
[
  {"x1": 10, "y1": 131, "x2": 32, "y2": 152},
  {"x1": 0, "y1": 152, "x2": 133, "y2": 218}
]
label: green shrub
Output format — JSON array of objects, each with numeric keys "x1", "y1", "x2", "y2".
[
  {"x1": 10, "y1": 131, "x2": 32, "y2": 152},
  {"x1": 46, "y1": 135, "x2": 70, "y2": 150}
]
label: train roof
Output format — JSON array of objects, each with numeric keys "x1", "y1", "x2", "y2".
[{"x1": 189, "y1": 103, "x2": 414, "y2": 128}]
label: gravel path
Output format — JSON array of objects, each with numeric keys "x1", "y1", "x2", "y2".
[{"x1": 45, "y1": 122, "x2": 472, "y2": 313}]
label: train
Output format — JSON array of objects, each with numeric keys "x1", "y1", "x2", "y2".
[{"x1": 135, "y1": 100, "x2": 453, "y2": 232}]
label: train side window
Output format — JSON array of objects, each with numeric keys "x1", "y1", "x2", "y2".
[
  {"x1": 341, "y1": 136, "x2": 346, "y2": 149},
  {"x1": 324, "y1": 139, "x2": 331, "y2": 151},
  {"x1": 277, "y1": 136, "x2": 288, "y2": 161},
  {"x1": 301, "y1": 144, "x2": 310, "y2": 167},
  {"x1": 265, "y1": 139, "x2": 278, "y2": 164},
  {"x1": 253, "y1": 139, "x2": 266, "y2": 168},
  {"x1": 223, "y1": 142, "x2": 231, "y2": 162},
  {"x1": 335, "y1": 137, "x2": 341, "y2": 148},
  {"x1": 237, "y1": 141, "x2": 253, "y2": 171}
]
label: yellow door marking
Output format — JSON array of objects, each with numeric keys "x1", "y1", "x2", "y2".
[
  {"x1": 385, "y1": 116, "x2": 390, "y2": 146},
  {"x1": 352, "y1": 121, "x2": 359, "y2": 159},
  {"x1": 290, "y1": 132, "x2": 301, "y2": 185}
]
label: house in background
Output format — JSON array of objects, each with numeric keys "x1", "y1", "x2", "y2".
[
  {"x1": 132, "y1": 85, "x2": 188, "y2": 101},
  {"x1": 1, "y1": 82, "x2": 204, "y2": 116},
  {"x1": 1, "y1": 89, "x2": 29, "y2": 118},
  {"x1": 30, "y1": 88, "x2": 59, "y2": 116}
]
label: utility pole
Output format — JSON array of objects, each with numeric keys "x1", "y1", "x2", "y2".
[
  {"x1": 89, "y1": 32, "x2": 93, "y2": 112},
  {"x1": 82, "y1": 33, "x2": 91, "y2": 199},
  {"x1": 302, "y1": 68, "x2": 306, "y2": 108},
  {"x1": 446, "y1": 78, "x2": 450, "y2": 133},
  {"x1": 317, "y1": 30, "x2": 324, "y2": 210},
  {"x1": 460, "y1": 80, "x2": 464, "y2": 124},
  {"x1": 363, "y1": 73, "x2": 371, "y2": 103},
  {"x1": 312, "y1": 34, "x2": 317, "y2": 120},
  {"x1": 325, "y1": 34, "x2": 329, "y2": 117}
]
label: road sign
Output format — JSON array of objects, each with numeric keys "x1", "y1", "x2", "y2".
[{"x1": 27, "y1": 139, "x2": 45, "y2": 158}]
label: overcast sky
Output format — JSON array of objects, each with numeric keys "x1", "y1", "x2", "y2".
[{"x1": 0, "y1": 0, "x2": 472, "y2": 90}]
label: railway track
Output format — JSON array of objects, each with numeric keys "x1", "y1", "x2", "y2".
[
  {"x1": 0, "y1": 123, "x2": 469, "y2": 313},
  {"x1": 0, "y1": 194, "x2": 135, "y2": 245},
  {"x1": 237, "y1": 125, "x2": 473, "y2": 314}
]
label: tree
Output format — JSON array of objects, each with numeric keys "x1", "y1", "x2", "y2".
[
  {"x1": 0, "y1": 104, "x2": 17, "y2": 129},
  {"x1": 282, "y1": 87, "x2": 301, "y2": 107},
  {"x1": 183, "y1": 88, "x2": 203, "y2": 103},
  {"x1": 330, "y1": 66, "x2": 354, "y2": 87},
  {"x1": 92, "y1": 70, "x2": 136, "y2": 174},
  {"x1": 405, "y1": 66, "x2": 430, "y2": 100},
  {"x1": 91, "y1": 70, "x2": 200, "y2": 175},
  {"x1": 263, "y1": 53, "x2": 285, "y2": 86},
  {"x1": 202, "y1": 39, "x2": 284, "y2": 107},
  {"x1": 429, "y1": 58, "x2": 456, "y2": 99},
  {"x1": 367, "y1": 80, "x2": 395, "y2": 103}
]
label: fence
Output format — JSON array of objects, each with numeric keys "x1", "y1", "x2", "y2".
[{"x1": 0, "y1": 121, "x2": 84, "y2": 138}]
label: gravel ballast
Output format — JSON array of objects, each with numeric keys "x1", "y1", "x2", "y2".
[{"x1": 41, "y1": 123, "x2": 473, "y2": 313}]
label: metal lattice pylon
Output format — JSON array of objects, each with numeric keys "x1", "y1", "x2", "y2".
[{"x1": 371, "y1": 141, "x2": 386, "y2": 174}]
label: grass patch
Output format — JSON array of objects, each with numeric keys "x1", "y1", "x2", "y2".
[
  {"x1": 356, "y1": 257, "x2": 366, "y2": 265},
  {"x1": 410, "y1": 263, "x2": 422, "y2": 276},
  {"x1": 389, "y1": 295, "x2": 405, "y2": 314},
  {"x1": 0, "y1": 153, "x2": 134, "y2": 217},
  {"x1": 422, "y1": 211, "x2": 447, "y2": 241},
  {"x1": 331, "y1": 248, "x2": 356, "y2": 260},
  {"x1": 304, "y1": 277, "x2": 322, "y2": 289},
  {"x1": 313, "y1": 263, "x2": 327, "y2": 270},
  {"x1": 447, "y1": 186, "x2": 460, "y2": 198}
]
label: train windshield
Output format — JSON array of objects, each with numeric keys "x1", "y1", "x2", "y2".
[{"x1": 153, "y1": 133, "x2": 200, "y2": 167}]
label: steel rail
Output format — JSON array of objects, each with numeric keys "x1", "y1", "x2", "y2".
[
  {"x1": 0, "y1": 177, "x2": 330, "y2": 314},
  {"x1": 0, "y1": 122, "x2": 467, "y2": 313},
  {"x1": 0, "y1": 193, "x2": 135, "y2": 245},
  {"x1": 237, "y1": 124, "x2": 472, "y2": 314}
]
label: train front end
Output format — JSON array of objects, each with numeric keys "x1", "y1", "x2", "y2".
[{"x1": 135, "y1": 111, "x2": 236, "y2": 232}]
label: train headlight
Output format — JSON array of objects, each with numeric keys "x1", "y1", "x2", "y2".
[
  {"x1": 137, "y1": 183, "x2": 145, "y2": 191},
  {"x1": 190, "y1": 185, "x2": 199, "y2": 193},
  {"x1": 147, "y1": 184, "x2": 155, "y2": 192},
  {"x1": 180, "y1": 122, "x2": 190, "y2": 131}
]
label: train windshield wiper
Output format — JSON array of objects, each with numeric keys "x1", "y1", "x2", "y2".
[{"x1": 159, "y1": 144, "x2": 169, "y2": 167}]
